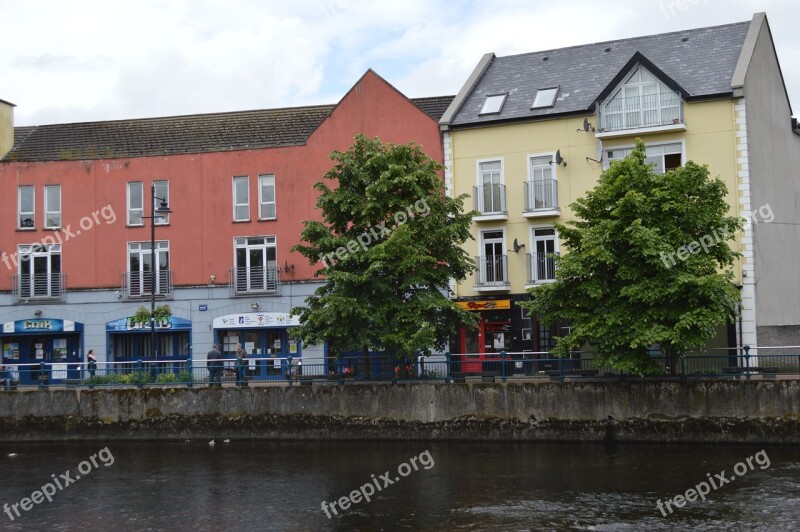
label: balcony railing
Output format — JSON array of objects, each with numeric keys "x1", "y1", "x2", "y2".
[
  {"x1": 473, "y1": 184, "x2": 507, "y2": 216},
  {"x1": 527, "y1": 252, "x2": 558, "y2": 283},
  {"x1": 523, "y1": 179, "x2": 558, "y2": 212},
  {"x1": 13, "y1": 273, "x2": 66, "y2": 302},
  {"x1": 474, "y1": 255, "x2": 510, "y2": 288},
  {"x1": 122, "y1": 270, "x2": 174, "y2": 300},
  {"x1": 229, "y1": 265, "x2": 280, "y2": 296},
  {"x1": 598, "y1": 91, "x2": 682, "y2": 132}
]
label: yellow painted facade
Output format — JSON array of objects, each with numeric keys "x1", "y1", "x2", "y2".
[
  {"x1": 452, "y1": 98, "x2": 743, "y2": 297},
  {"x1": 0, "y1": 100, "x2": 13, "y2": 159}
]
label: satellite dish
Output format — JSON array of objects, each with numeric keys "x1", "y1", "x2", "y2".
[
  {"x1": 513, "y1": 238, "x2": 525, "y2": 253},
  {"x1": 555, "y1": 150, "x2": 566, "y2": 167}
]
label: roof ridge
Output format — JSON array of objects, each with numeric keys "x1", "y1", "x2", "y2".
[{"x1": 495, "y1": 20, "x2": 751, "y2": 61}]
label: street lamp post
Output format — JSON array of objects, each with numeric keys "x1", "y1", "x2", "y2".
[{"x1": 143, "y1": 183, "x2": 171, "y2": 359}]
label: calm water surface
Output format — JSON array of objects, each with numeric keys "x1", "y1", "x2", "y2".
[{"x1": 1, "y1": 441, "x2": 799, "y2": 531}]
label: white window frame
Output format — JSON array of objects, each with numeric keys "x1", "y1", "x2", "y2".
[
  {"x1": 153, "y1": 180, "x2": 170, "y2": 225},
  {"x1": 480, "y1": 93, "x2": 508, "y2": 115},
  {"x1": 475, "y1": 227, "x2": 509, "y2": 290},
  {"x1": 44, "y1": 185, "x2": 62, "y2": 229},
  {"x1": 17, "y1": 243, "x2": 62, "y2": 298},
  {"x1": 258, "y1": 174, "x2": 276, "y2": 220},
  {"x1": 18, "y1": 185, "x2": 35, "y2": 230},
  {"x1": 474, "y1": 157, "x2": 507, "y2": 220},
  {"x1": 600, "y1": 65, "x2": 682, "y2": 133},
  {"x1": 127, "y1": 182, "x2": 144, "y2": 226},
  {"x1": 233, "y1": 176, "x2": 250, "y2": 222},
  {"x1": 531, "y1": 87, "x2": 559, "y2": 109},
  {"x1": 127, "y1": 241, "x2": 170, "y2": 296},
  {"x1": 233, "y1": 235, "x2": 278, "y2": 293},
  {"x1": 524, "y1": 152, "x2": 560, "y2": 216},
  {"x1": 527, "y1": 225, "x2": 559, "y2": 286},
  {"x1": 605, "y1": 140, "x2": 685, "y2": 175}
]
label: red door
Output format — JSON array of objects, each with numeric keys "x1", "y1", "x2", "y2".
[{"x1": 459, "y1": 316, "x2": 512, "y2": 373}]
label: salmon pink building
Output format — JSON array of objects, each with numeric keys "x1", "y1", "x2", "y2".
[{"x1": 0, "y1": 71, "x2": 452, "y2": 382}]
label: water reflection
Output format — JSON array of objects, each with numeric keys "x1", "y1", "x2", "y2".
[{"x1": 1, "y1": 441, "x2": 799, "y2": 530}]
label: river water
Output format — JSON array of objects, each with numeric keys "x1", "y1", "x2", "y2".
[{"x1": 1, "y1": 441, "x2": 799, "y2": 531}]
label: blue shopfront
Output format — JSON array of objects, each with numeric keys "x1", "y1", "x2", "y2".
[
  {"x1": 1, "y1": 318, "x2": 84, "y2": 384},
  {"x1": 212, "y1": 312, "x2": 302, "y2": 380},
  {"x1": 106, "y1": 316, "x2": 192, "y2": 362}
]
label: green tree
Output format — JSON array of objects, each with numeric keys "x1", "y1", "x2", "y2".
[
  {"x1": 292, "y1": 134, "x2": 477, "y2": 377},
  {"x1": 521, "y1": 140, "x2": 743, "y2": 375}
]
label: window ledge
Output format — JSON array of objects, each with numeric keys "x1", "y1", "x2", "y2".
[
  {"x1": 232, "y1": 219, "x2": 251, "y2": 223},
  {"x1": 474, "y1": 284, "x2": 511, "y2": 292},
  {"x1": 595, "y1": 122, "x2": 686, "y2": 139},
  {"x1": 126, "y1": 224, "x2": 145, "y2": 228},
  {"x1": 525, "y1": 280, "x2": 557, "y2": 289},
  {"x1": 523, "y1": 209, "x2": 560, "y2": 219},
  {"x1": 257, "y1": 218, "x2": 277, "y2": 222},
  {"x1": 473, "y1": 213, "x2": 509, "y2": 222},
  {"x1": 16, "y1": 228, "x2": 36, "y2": 232}
]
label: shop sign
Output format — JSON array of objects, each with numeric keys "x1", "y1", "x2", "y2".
[
  {"x1": 3, "y1": 319, "x2": 76, "y2": 333},
  {"x1": 105, "y1": 316, "x2": 192, "y2": 332},
  {"x1": 456, "y1": 300, "x2": 511, "y2": 311},
  {"x1": 213, "y1": 312, "x2": 301, "y2": 329}
]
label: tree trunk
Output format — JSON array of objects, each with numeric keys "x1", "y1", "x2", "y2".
[{"x1": 361, "y1": 345, "x2": 371, "y2": 380}]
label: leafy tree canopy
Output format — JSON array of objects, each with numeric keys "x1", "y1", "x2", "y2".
[
  {"x1": 520, "y1": 140, "x2": 743, "y2": 374},
  {"x1": 292, "y1": 134, "x2": 477, "y2": 359}
]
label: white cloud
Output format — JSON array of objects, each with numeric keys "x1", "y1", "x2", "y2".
[{"x1": 0, "y1": 0, "x2": 797, "y2": 125}]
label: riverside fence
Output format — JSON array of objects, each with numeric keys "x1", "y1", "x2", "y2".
[{"x1": 2, "y1": 346, "x2": 800, "y2": 390}]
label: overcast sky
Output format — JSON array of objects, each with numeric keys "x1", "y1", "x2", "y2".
[{"x1": 1, "y1": 0, "x2": 797, "y2": 126}]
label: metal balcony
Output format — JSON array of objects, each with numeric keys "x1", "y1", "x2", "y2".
[
  {"x1": 598, "y1": 91, "x2": 683, "y2": 132},
  {"x1": 13, "y1": 273, "x2": 66, "y2": 302},
  {"x1": 229, "y1": 266, "x2": 280, "y2": 296},
  {"x1": 523, "y1": 179, "x2": 559, "y2": 213},
  {"x1": 526, "y1": 252, "x2": 558, "y2": 283},
  {"x1": 473, "y1": 184, "x2": 507, "y2": 217},
  {"x1": 122, "y1": 270, "x2": 174, "y2": 300},
  {"x1": 474, "y1": 255, "x2": 510, "y2": 289}
]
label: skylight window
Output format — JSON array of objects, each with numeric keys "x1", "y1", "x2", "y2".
[
  {"x1": 532, "y1": 87, "x2": 559, "y2": 109},
  {"x1": 480, "y1": 93, "x2": 507, "y2": 115}
]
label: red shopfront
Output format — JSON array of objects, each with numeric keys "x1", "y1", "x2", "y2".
[{"x1": 457, "y1": 300, "x2": 512, "y2": 373}]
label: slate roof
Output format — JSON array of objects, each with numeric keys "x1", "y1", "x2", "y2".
[
  {"x1": 449, "y1": 21, "x2": 750, "y2": 127},
  {"x1": 3, "y1": 96, "x2": 454, "y2": 162}
]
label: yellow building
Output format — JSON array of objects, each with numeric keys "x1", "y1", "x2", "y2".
[{"x1": 440, "y1": 13, "x2": 800, "y2": 359}]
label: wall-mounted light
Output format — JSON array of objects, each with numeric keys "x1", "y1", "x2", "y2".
[
  {"x1": 34, "y1": 309, "x2": 42, "y2": 317},
  {"x1": 251, "y1": 302, "x2": 260, "y2": 310},
  {"x1": 210, "y1": 274, "x2": 216, "y2": 285}
]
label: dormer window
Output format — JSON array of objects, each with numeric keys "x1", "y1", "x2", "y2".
[
  {"x1": 480, "y1": 93, "x2": 507, "y2": 115},
  {"x1": 599, "y1": 66, "x2": 682, "y2": 132},
  {"x1": 531, "y1": 87, "x2": 559, "y2": 109}
]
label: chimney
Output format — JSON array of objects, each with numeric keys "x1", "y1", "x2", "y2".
[{"x1": 0, "y1": 98, "x2": 15, "y2": 159}]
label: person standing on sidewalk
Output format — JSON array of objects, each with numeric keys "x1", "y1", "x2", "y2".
[
  {"x1": 207, "y1": 344, "x2": 223, "y2": 386},
  {"x1": 235, "y1": 343, "x2": 248, "y2": 387}
]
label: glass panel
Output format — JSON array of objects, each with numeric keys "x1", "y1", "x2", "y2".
[
  {"x1": 532, "y1": 87, "x2": 558, "y2": 108},
  {"x1": 664, "y1": 153, "x2": 682, "y2": 172},
  {"x1": 480, "y1": 94, "x2": 506, "y2": 114},
  {"x1": 154, "y1": 181, "x2": 169, "y2": 224}
]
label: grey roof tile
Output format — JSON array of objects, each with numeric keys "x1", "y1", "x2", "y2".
[
  {"x1": 3, "y1": 96, "x2": 454, "y2": 162},
  {"x1": 450, "y1": 21, "x2": 750, "y2": 126}
]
